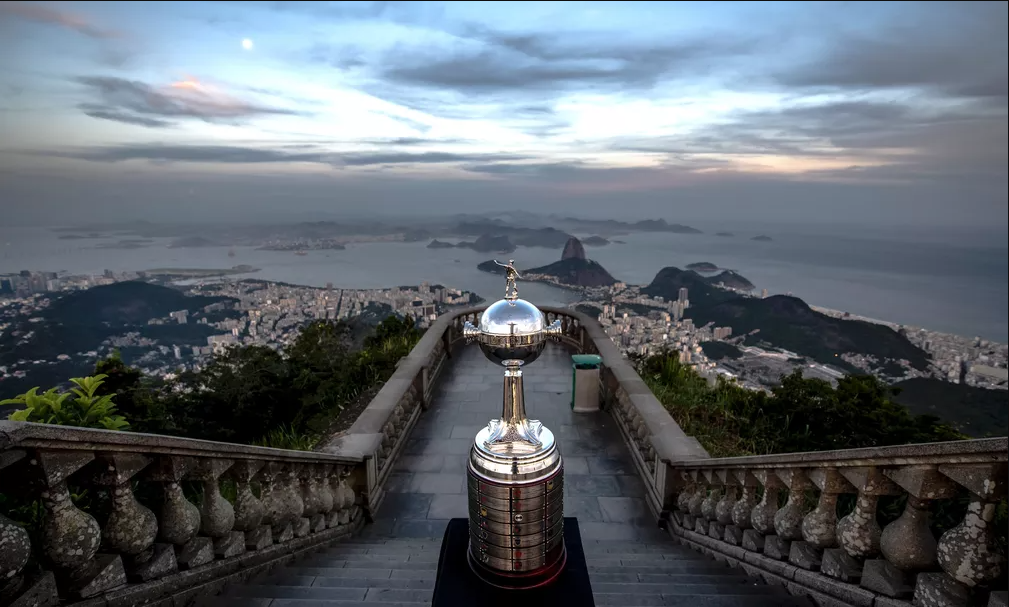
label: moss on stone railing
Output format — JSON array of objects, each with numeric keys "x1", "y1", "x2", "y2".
[
  {"x1": 0, "y1": 422, "x2": 366, "y2": 606},
  {"x1": 666, "y1": 439, "x2": 1007, "y2": 607}
]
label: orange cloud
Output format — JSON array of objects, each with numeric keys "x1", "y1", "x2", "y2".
[{"x1": 0, "y1": 1, "x2": 121, "y2": 39}]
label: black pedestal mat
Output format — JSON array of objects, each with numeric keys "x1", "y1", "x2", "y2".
[{"x1": 431, "y1": 517, "x2": 595, "y2": 607}]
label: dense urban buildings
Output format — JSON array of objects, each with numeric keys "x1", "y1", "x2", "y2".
[{"x1": 1, "y1": 269, "x2": 1005, "y2": 394}]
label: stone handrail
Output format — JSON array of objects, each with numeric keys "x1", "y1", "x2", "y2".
[
  {"x1": 666, "y1": 437, "x2": 1008, "y2": 607},
  {"x1": 0, "y1": 421, "x2": 366, "y2": 606}
]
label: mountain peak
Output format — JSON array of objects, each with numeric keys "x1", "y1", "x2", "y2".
[{"x1": 561, "y1": 236, "x2": 587, "y2": 260}]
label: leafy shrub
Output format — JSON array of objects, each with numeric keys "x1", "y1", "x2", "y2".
[{"x1": 3, "y1": 374, "x2": 129, "y2": 430}]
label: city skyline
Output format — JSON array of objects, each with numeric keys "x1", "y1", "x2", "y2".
[{"x1": 0, "y1": 0, "x2": 1006, "y2": 229}]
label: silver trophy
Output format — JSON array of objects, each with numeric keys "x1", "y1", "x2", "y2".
[{"x1": 462, "y1": 260, "x2": 566, "y2": 588}]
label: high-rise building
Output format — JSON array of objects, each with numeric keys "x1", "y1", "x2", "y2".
[{"x1": 678, "y1": 288, "x2": 688, "y2": 304}]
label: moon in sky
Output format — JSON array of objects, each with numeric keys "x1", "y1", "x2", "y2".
[{"x1": 241, "y1": 38, "x2": 253, "y2": 50}]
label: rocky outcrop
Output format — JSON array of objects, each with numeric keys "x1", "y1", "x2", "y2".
[{"x1": 561, "y1": 237, "x2": 587, "y2": 260}]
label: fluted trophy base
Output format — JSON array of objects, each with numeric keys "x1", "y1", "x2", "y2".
[{"x1": 466, "y1": 423, "x2": 565, "y2": 590}]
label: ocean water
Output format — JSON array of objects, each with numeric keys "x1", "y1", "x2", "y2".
[{"x1": 1, "y1": 227, "x2": 1006, "y2": 342}]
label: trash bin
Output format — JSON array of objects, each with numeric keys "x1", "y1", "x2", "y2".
[{"x1": 571, "y1": 354, "x2": 603, "y2": 412}]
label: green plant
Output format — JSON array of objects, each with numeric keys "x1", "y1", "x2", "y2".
[
  {"x1": 3, "y1": 374, "x2": 130, "y2": 430},
  {"x1": 255, "y1": 424, "x2": 318, "y2": 450}
]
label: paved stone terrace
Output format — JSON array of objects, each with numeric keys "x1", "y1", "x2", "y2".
[{"x1": 361, "y1": 343, "x2": 667, "y2": 543}]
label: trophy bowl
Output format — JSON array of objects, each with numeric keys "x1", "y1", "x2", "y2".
[{"x1": 472, "y1": 298, "x2": 552, "y2": 367}]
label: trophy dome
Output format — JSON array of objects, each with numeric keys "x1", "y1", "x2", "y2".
[
  {"x1": 462, "y1": 259, "x2": 563, "y2": 366},
  {"x1": 474, "y1": 298, "x2": 549, "y2": 366},
  {"x1": 479, "y1": 298, "x2": 547, "y2": 337}
]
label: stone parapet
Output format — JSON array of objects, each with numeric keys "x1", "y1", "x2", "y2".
[
  {"x1": 666, "y1": 438, "x2": 1008, "y2": 607},
  {"x1": 0, "y1": 422, "x2": 366, "y2": 606}
]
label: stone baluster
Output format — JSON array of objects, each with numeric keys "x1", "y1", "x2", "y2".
[
  {"x1": 673, "y1": 472, "x2": 694, "y2": 528},
  {"x1": 767, "y1": 468, "x2": 810, "y2": 561},
  {"x1": 32, "y1": 450, "x2": 127, "y2": 598},
  {"x1": 257, "y1": 462, "x2": 294, "y2": 543},
  {"x1": 192, "y1": 458, "x2": 242, "y2": 558},
  {"x1": 326, "y1": 466, "x2": 344, "y2": 529},
  {"x1": 822, "y1": 467, "x2": 902, "y2": 583},
  {"x1": 685, "y1": 471, "x2": 706, "y2": 532},
  {"x1": 726, "y1": 470, "x2": 759, "y2": 546},
  {"x1": 287, "y1": 464, "x2": 310, "y2": 538},
  {"x1": 148, "y1": 456, "x2": 213, "y2": 570},
  {"x1": 93, "y1": 453, "x2": 174, "y2": 582},
  {"x1": 914, "y1": 463, "x2": 1008, "y2": 607},
  {"x1": 300, "y1": 464, "x2": 326, "y2": 533},
  {"x1": 0, "y1": 449, "x2": 52, "y2": 606},
  {"x1": 742, "y1": 470, "x2": 784, "y2": 553},
  {"x1": 860, "y1": 465, "x2": 958, "y2": 598},
  {"x1": 228, "y1": 460, "x2": 271, "y2": 550},
  {"x1": 0, "y1": 511, "x2": 33, "y2": 602},
  {"x1": 711, "y1": 469, "x2": 738, "y2": 541},
  {"x1": 790, "y1": 468, "x2": 854, "y2": 571},
  {"x1": 316, "y1": 464, "x2": 336, "y2": 528},
  {"x1": 333, "y1": 466, "x2": 358, "y2": 526},
  {"x1": 696, "y1": 470, "x2": 722, "y2": 535}
]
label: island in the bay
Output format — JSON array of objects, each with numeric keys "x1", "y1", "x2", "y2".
[
  {"x1": 751, "y1": 235, "x2": 773, "y2": 242},
  {"x1": 477, "y1": 237, "x2": 617, "y2": 288},
  {"x1": 686, "y1": 262, "x2": 720, "y2": 272},
  {"x1": 50, "y1": 213, "x2": 704, "y2": 253}
]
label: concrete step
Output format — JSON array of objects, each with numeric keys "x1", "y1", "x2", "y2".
[
  {"x1": 592, "y1": 583, "x2": 786, "y2": 596},
  {"x1": 257, "y1": 575, "x2": 435, "y2": 590},
  {"x1": 225, "y1": 584, "x2": 432, "y2": 603},
  {"x1": 595, "y1": 596, "x2": 813, "y2": 607},
  {"x1": 294, "y1": 558, "x2": 438, "y2": 570},
  {"x1": 588, "y1": 563, "x2": 742, "y2": 575},
  {"x1": 205, "y1": 532, "x2": 815, "y2": 607},
  {"x1": 284, "y1": 566, "x2": 435, "y2": 580}
]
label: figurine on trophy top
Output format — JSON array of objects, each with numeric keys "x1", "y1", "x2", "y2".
[{"x1": 461, "y1": 259, "x2": 568, "y2": 589}]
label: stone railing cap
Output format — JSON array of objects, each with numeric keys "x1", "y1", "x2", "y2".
[
  {"x1": 669, "y1": 436, "x2": 1007, "y2": 468},
  {"x1": 0, "y1": 420, "x2": 364, "y2": 463}
]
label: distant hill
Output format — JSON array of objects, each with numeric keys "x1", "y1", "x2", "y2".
[
  {"x1": 715, "y1": 232, "x2": 734, "y2": 237},
  {"x1": 633, "y1": 219, "x2": 702, "y2": 234},
  {"x1": 450, "y1": 223, "x2": 572, "y2": 248},
  {"x1": 583, "y1": 236, "x2": 610, "y2": 246},
  {"x1": 477, "y1": 260, "x2": 511, "y2": 275},
  {"x1": 44, "y1": 281, "x2": 229, "y2": 325},
  {"x1": 526, "y1": 258, "x2": 617, "y2": 287},
  {"x1": 430, "y1": 234, "x2": 517, "y2": 253},
  {"x1": 169, "y1": 236, "x2": 218, "y2": 248},
  {"x1": 641, "y1": 267, "x2": 739, "y2": 307},
  {"x1": 708, "y1": 270, "x2": 755, "y2": 291},
  {"x1": 0, "y1": 282, "x2": 236, "y2": 394},
  {"x1": 464, "y1": 234, "x2": 515, "y2": 253},
  {"x1": 891, "y1": 378, "x2": 1008, "y2": 438},
  {"x1": 686, "y1": 262, "x2": 719, "y2": 272},
  {"x1": 561, "y1": 237, "x2": 587, "y2": 260},
  {"x1": 552, "y1": 217, "x2": 702, "y2": 235},
  {"x1": 525, "y1": 237, "x2": 617, "y2": 287},
  {"x1": 688, "y1": 295, "x2": 930, "y2": 371},
  {"x1": 752, "y1": 235, "x2": 773, "y2": 242}
]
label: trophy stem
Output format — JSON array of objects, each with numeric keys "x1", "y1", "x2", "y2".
[
  {"x1": 483, "y1": 361, "x2": 543, "y2": 449},
  {"x1": 501, "y1": 361, "x2": 526, "y2": 422}
]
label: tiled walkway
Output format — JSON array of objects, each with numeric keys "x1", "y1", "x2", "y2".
[{"x1": 362, "y1": 343, "x2": 666, "y2": 543}]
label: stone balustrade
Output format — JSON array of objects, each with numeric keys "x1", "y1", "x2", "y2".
[
  {"x1": 665, "y1": 439, "x2": 1008, "y2": 607},
  {"x1": 0, "y1": 421, "x2": 365, "y2": 607}
]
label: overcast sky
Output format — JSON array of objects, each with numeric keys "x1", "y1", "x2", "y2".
[{"x1": 0, "y1": 0, "x2": 1005, "y2": 231}]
